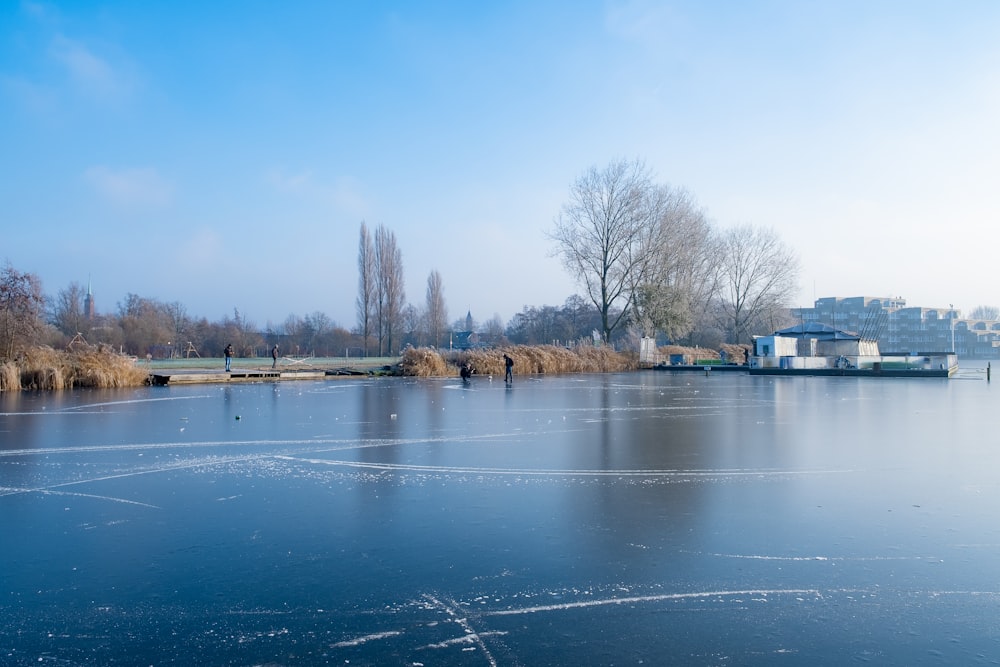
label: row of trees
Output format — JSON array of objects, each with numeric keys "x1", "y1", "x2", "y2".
[
  {"x1": 356, "y1": 222, "x2": 406, "y2": 356},
  {"x1": 1, "y1": 159, "x2": 881, "y2": 363},
  {"x1": 53, "y1": 290, "x2": 357, "y2": 361},
  {"x1": 550, "y1": 158, "x2": 801, "y2": 344},
  {"x1": 0, "y1": 259, "x2": 358, "y2": 362},
  {"x1": 2, "y1": 255, "x2": 461, "y2": 362}
]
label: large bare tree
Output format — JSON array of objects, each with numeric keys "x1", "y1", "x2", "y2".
[
  {"x1": 632, "y1": 187, "x2": 719, "y2": 342},
  {"x1": 374, "y1": 224, "x2": 405, "y2": 356},
  {"x1": 356, "y1": 221, "x2": 376, "y2": 356},
  {"x1": 716, "y1": 224, "x2": 800, "y2": 343},
  {"x1": 550, "y1": 158, "x2": 665, "y2": 343},
  {"x1": 424, "y1": 269, "x2": 447, "y2": 348}
]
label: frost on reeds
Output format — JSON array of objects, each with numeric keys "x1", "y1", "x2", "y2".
[
  {"x1": 400, "y1": 344, "x2": 636, "y2": 377},
  {"x1": 1, "y1": 346, "x2": 150, "y2": 392}
]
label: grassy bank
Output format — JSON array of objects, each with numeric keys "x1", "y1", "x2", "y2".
[
  {"x1": 0, "y1": 341, "x2": 750, "y2": 392},
  {"x1": 399, "y1": 344, "x2": 637, "y2": 377},
  {"x1": 0, "y1": 346, "x2": 150, "y2": 392}
]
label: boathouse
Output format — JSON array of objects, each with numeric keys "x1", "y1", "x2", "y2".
[{"x1": 752, "y1": 322, "x2": 956, "y2": 376}]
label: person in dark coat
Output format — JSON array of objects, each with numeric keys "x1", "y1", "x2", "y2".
[
  {"x1": 224, "y1": 343, "x2": 233, "y2": 372},
  {"x1": 271, "y1": 344, "x2": 279, "y2": 369},
  {"x1": 504, "y1": 354, "x2": 514, "y2": 383}
]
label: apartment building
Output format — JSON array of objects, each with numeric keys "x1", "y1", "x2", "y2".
[{"x1": 791, "y1": 296, "x2": 1000, "y2": 358}]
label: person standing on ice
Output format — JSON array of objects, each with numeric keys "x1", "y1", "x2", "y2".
[{"x1": 504, "y1": 353, "x2": 514, "y2": 384}]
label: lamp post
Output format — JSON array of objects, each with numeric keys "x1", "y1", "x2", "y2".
[{"x1": 949, "y1": 304, "x2": 955, "y2": 353}]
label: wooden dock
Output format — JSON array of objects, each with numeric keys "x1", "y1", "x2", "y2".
[{"x1": 149, "y1": 367, "x2": 373, "y2": 386}]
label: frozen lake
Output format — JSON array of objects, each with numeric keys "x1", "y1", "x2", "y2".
[{"x1": 2, "y1": 367, "x2": 1000, "y2": 665}]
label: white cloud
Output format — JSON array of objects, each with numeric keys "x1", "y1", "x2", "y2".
[
  {"x1": 83, "y1": 166, "x2": 173, "y2": 209},
  {"x1": 20, "y1": 1, "x2": 49, "y2": 21},
  {"x1": 49, "y1": 35, "x2": 133, "y2": 103}
]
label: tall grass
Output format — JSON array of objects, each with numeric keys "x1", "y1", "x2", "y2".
[
  {"x1": 1, "y1": 346, "x2": 150, "y2": 392},
  {"x1": 0, "y1": 362, "x2": 21, "y2": 392},
  {"x1": 398, "y1": 347, "x2": 452, "y2": 377},
  {"x1": 400, "y1": 344, "x2": 636, "y2": 377}
]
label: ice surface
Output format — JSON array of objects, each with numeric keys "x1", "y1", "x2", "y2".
[{"x1": 2, "y1": 371, "x2": 1000, "y2": 664}]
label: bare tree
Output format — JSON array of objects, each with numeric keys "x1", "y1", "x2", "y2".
[
  {"x1": 280, "y1": 314, "x2": 307, "y2": 356},
  {"x1": 374, "y1": 224, "x2": 405, "y2": 356},
  {"x1": 356, "y1": 221, "x2": 376, "y2": 356},
  {"x1": 238, "y1": 309, "x2": 262, "y2": 356},
  {"x1": 0, "y1": 262, "x2": 45, "y2": 360},
  {"x1": 550, "y1": 158, "x2": 664, "y2": 343},
  {"x1": 402, "y1": 304, "x2": 422, "y2": 347},
  {"x1": 425, "y1": 269, "x2": 447, "y2": 348},
  {"x1": 50, "y1": 281, "x2": 88, "y2": 338},
  {"x1": 632, "y1": 187, "x2": 719, "y2": 341},
  {"x1": 300, "y1": 311, "x2": 334, "y2": 355},
  {"x1": 480, "y1": 313, "x2": 506, "y2": 345},
  {"x1": 164, "y1": 301, "x2": 191, "y2": 356},
  {"x1": 969, "y1": 305, "x2": 999, "y2": 320},
  {"x1": 116, "y1": 293, "x2": 179, "y2": 357},
  {"x1": 715, "y1": 225, "x2": 800, "y2": 343}
]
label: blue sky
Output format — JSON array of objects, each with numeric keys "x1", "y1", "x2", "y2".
[{"x1": 3, "y1": 1, "x2": 999, "y2": 329}]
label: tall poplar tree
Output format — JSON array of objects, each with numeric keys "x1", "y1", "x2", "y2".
[
  {"x1": 374, "y1": 225, "x2": 405, "y2": 356},
  {"x1": 356, "y1": 221, "x2": 376, "y2": 356},
  {"x1": 425, "y1": 269, "x2": 447, "y2": 348}
]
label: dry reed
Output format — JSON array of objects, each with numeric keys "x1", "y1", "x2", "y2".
[
  {"x1": 1, "y1": 346, "x2": 151, "y2": 392},
  {"x1": 0, "y1": 362, "x2": 19, "y2": 392},
  {"x1": 400, "y1": 344, "x2": 636, "y2": 377},
  {"x1": 399, "y1": 347, "x2": 452, "y2": 377}
]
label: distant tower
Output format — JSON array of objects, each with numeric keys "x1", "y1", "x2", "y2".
[
  {"x1": 465, "y1": 310, "x2": 473, "y2": 332},
  {"x1": 84, "y1": 277, "x2": 95, "y2": 320}
]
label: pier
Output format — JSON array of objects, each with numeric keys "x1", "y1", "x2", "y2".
[{"x1": 148, "y1": 365, "x2": 378, "y2": 386}]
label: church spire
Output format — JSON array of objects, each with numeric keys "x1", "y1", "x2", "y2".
[{"x1": 84, "y1": 275, "x2": 95, "y2": 319}]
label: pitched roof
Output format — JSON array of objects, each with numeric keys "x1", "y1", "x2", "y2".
[{"x1": 773, "y1": 322, "x2": 860, "y2": 341}]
